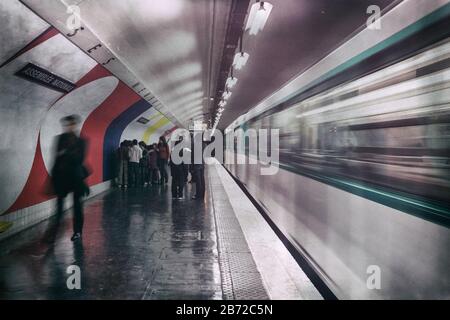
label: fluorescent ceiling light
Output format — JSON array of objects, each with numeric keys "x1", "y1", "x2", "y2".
[
  {"x1": 233, "y1": 52, "x2": 249, "y2": 70},
  {"x1": 222, "y1": 90, "x2": 232, "y2": 100},
  {"x1": 226, "y1": 76, "x2": 238, "y2": 88},
  {"x1": 245, "y1": 1, "x2": 273, "y2": 35}
]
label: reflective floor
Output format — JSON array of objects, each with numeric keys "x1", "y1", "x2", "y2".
[{"x1": 0, "y1": 182, "x2": 223, "y2": 299}]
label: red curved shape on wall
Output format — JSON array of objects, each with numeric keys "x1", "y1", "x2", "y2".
[
  {"x1": 0, "y1": 27, "x2": 59, "y2": 69},
  {"x1": 82, "y1": 81, "x2": 141, "y2": 185},
  {"x1": 6, "y1": 135, "x2": 51, "y2": 213},
  {"x1": 6, "y1": 63, "x2": 140, "y2": 213}
]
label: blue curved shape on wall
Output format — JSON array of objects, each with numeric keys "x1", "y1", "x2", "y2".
[{"x1": 103, "y1": 99, "x2": 152, "y2": 181}]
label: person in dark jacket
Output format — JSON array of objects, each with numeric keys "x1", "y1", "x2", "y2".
[
  {"x1": 139, "y1": 141, "x2": 148, "y2": 186},
  {"x1": 191, "y1": 132, "x2": 206, "y2": 200},
  {"x1": 51, "y1": 115, "x2": 89, "y2": 242},
  {"x1": 117, "y1": 141, "x2": 129, "y2": 188},
  {"x1": 157, "y1": 136, "x2": 170, "y2": 184},
  {"x1": 170, "y1": 138, "x2": 188, "y2": 199}
]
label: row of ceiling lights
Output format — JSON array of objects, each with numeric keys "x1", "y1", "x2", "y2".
[{"x1": 213, "y1": 0, "x2": 273, "y2": 130}]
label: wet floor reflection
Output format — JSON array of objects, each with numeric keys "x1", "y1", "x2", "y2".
[{"x1": 0, "y1": 179, "x2": 221, "y2": 300}]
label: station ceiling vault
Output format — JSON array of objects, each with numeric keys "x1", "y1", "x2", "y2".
[{"x1": 21, "y1": 0, "x2": 398, "y2": 129}]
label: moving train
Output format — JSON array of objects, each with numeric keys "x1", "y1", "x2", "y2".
[{"x1": 225, "y1": 1, "x2": 450, "y2": 299}]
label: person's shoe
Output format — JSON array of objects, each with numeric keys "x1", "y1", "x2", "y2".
[
  {"x1": 118, "y1": 184, "x2": 122, "y2": 188},
  {"x1": 191, "y1": 196, "x2": 197, "y2": 200},
  {"x1": 70, "y1": 233, "x2": 82, "y2": 241},
  {"x1": 124, "y1": 185, "x2": 128, "y2": 189}
]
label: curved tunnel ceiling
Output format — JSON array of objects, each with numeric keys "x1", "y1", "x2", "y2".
[
  {"x1": 21, "y1": 0, "x2": 232, "y2": 128},
  {"x1": 215, "y1": 0, "x2": 399, "y2": 129},
  {"x1": 19, "y1": 0, "x2": 401, "y2": 131}
]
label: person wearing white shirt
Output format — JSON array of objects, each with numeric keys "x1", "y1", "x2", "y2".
[{"x1": 128, "y1": 139, "x2": 142, "y2": 187}]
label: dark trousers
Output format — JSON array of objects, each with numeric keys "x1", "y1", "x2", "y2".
[
  {"x1": 57, "y1": 190, "x2": 83, "y2": 234},
  {"x1": 139, "y1": 165, "x2": 148, "y2": 185},
  {"x1": 171, "y1": 174, "x2": 184, "y2": 198},
  {"x1": 193, "y1": 166, "x2": 205, "y2": 199},
  {"x1": 149, "y1": 168, "x2": 159, "y2": 184},
  {"x1": 158, "y1": 159, "x2": 169, "y2": 183},
  {"x1": 129, "y1": 162, "x2": 139, "y2": 186}
]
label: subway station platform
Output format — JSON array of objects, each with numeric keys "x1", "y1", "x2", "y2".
[{"x1": 0, "y1": 162, "x2": 321, "y2": 300}]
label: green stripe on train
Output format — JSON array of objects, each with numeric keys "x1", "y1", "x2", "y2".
[{"x1": 278, "y1": 163, "x2": 450, "y2": 228}]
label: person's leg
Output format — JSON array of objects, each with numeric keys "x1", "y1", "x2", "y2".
[
  {"x1": 72, "y1": 191, "x2": 84, "y2": 236},
  {"x1": 118, "y1": 160, "x2": 123, "y2": 186},
  {"x1": 151, "y1": 168, "x2": 156, "y2": 184},
  {"x1": 171, "y1": 175, "x2": 177, "y2": 197},
  {"x1": 149, "y1": 168, "x2": 153, "y2": 184},
  {"x1": 157, "y1": 160, "x2": 162, "y2": 184},
  {"x1": 198, "y1": 168, "x2": 205, "y2": 199},
  {"x1": 192, "y1": 168, "x2": 200, "y2": 198},
  {"x1": 56, "y1": 195, "x2": 64, "y2": 217},
  {"x1": 138, "y1": 165, "x2": 142, "y2": 186},
  {"x1": 124, "y1": 161, "x2": 128, "y2": 186},
  {"x1": 144, "y1": 166, "x2": 148, "y2": 185},
  {"x1": 154, "y1": 168, "x2": 159, "y2": 184},
  {"x1": 179, "y1": 180, "x2": 184, "y2": 198},
  {"x1": 131, "y1": 163, "x2": 137, "y2": 186},
  {"x1": 161, "y1": 162, "x2": 167, "y2": 184},
  {"x1": 127, "y1": 162, "x2": 132, "y2": 186},
  {"x1": 134, "y1": 163, "x2": 139, "y2": 186},
  {"x1": 163, "y1": 160, "x2": 169, "y2": 183},
  {"x1": 128, "y1": 163, "x2": 132, "y2": 186}
]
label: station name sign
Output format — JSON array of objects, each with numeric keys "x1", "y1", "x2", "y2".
[{"x1": 15, "y1": 63, "x2": 76, "y2": 93}]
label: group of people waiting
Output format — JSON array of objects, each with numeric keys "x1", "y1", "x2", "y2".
[
  {"x1": 115, "y1": 135, "x2": 205, "y2": 200},
  {"x1": 48, "y1": 115, "x2": 206, "y2": 243},
  {"x1": 116, "y1": 136, "x2": 170, "y2": 188}
]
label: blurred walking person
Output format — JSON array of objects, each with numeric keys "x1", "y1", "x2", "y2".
[{"x1": 51, "y1": 115, "x2": 90, "y2": 242}]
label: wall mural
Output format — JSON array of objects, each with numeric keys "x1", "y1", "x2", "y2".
[{"x1": 0, "y1": 3, "x2": 176, "y2": 233}]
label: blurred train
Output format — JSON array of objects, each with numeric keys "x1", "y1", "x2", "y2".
[{"x1": 225, "y1": 2, "x2": 450, "y2": 299}]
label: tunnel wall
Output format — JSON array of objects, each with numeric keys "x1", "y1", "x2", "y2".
[{"x1": 0, "y1": 2, "x2": 175, "y2": 240}]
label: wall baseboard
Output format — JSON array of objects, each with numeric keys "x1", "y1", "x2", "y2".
[{"x1": 0, "y1": 180, "x2": 112, "y2": 242}]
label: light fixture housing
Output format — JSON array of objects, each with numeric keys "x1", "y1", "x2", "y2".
[
  {"x1": 226, "y1": 76, "x2": 238, "y2": 89},
  {"x1": 246, "y1": 1, "x2": 273, "y2": 35},
  {"x1": 222, "y1": 90, "x2": 232, "y2": 100},
  {"x1": 233, "y1": 52, "x2": 249, "y2": 70}
]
